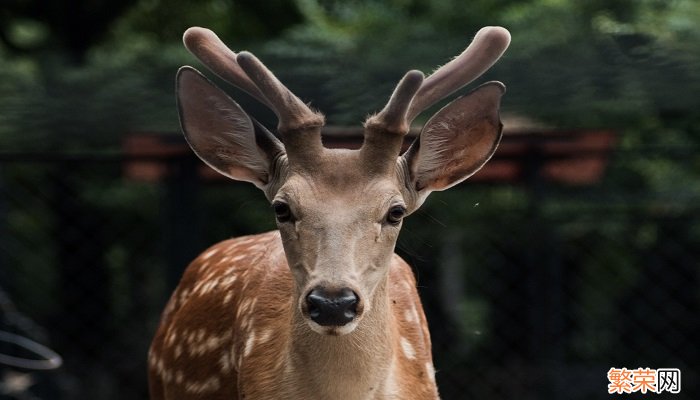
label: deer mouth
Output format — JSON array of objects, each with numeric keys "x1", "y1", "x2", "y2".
[{"x1": 306, "y1": 318, "x2": 361, "y2": 336}]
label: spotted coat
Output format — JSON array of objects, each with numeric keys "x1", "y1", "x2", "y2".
[{"x1": 148, "y1": 231, "x2": 438, "y2": 399}]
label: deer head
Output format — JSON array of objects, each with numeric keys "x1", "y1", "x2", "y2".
[{"x1": 176, "y1": 26, "x2": 510, "y2": 336}]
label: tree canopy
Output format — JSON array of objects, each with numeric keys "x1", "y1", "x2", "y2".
[{"x1": 1, "y1": 0, "x2": 698, "y2": 147}]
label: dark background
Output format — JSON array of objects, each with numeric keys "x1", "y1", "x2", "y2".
[{"x1": 0, "y1": 1, "x2": 698, "y2": 399}]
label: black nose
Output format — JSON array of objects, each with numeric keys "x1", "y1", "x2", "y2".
[{"x1": 306, "y1": 287, "x2": 358, "y2": 326}]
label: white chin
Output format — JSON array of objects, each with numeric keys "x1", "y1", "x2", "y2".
[{"x1": 307, "y1": 320, "x2": 359, "y2": 336}]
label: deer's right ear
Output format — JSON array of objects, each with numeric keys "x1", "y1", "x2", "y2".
[{"x1": 176, "y1": 66, "x2": 285, "y2": 189}]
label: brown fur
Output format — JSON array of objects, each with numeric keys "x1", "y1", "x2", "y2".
[{"x1": 149, "y1": 231, "x2": 438, "y2": 399}]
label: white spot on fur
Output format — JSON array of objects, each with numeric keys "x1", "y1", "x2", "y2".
[
  {"x1": 258, "y1": 329, "x2": 272, "y2": 344},
  {"x1": 166, "y1": 329, "x2": 177, "y2": 346},
  {"x1": 203, "y1": 270, "x2": 218, "y2": 282},
  {"x1": 219, "y1": 352, "x2": 232, "y2": 373},
  {"x1": 201, "y1": 249, "x2": 218, "y2": 260},
  {"x1": 237, "y1": 297, "x2": 258, "y2": 322},
  {"x1": 178, "y1": 288, "x2": 191, "y2": 303},
  {"x1": 404, "y1": 308, "x2": 415, "y2": 323},
  {"x1": 249, "y1": 297, "x2": 257, "y2": 313},
  {"x1": 148, "y1": 352, "x2": 159, "y2": 368},
  {"x1": 240, "y1": 315, "x2": 251, "y2": 331},
  {"x1": 223, "y1": 291, "x2": 233, "y2": 305},
  {"x1": 163, "y1": 298, "x2": 177, "y2": 316},
  {"x1": 426, "y1": 362, "x2": 436, "y2": 383},
  {"x1": 191, "y1": 281, "x2": 206, "y2": 296},
  {"x1": 400, "y1": 337, "x2": 416, "y2": 360},
  {"x1": 244, "y1": 330, "x2": 256, "y2": 357},
  {"x1": 384, "y1": 358, "x2": 399, "y2": 396},
  {"x1": 155, "y1": 358, "x2": 165, "y2": 376},
  {"x1": 197, "y1": 278, "x2": 220, "y2": 296},
  {"x1": 184, "y1": 376, "x2": 221, "y2": 394},
  {"x1": 187, "y1": 332, "x2": 231, "y2": 357},
  {"x1": 237, "y1": 237, "x2": 256, "y2": 245},
  {"x1": 161, "y1": 368, "x2": 173, "y2": 383},
  {"x1": 184, "y1": 330, "x2": 195, "y2": 345},
  {"x1": 220, "y1": 275, "x2": 237, "y2": 288},
  {"x1": 205, "y1": 336, "x2": 219, "y2": 349}
]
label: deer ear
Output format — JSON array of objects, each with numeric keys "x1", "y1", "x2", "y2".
[
  {"x1": 176, "y1": 66, "x2": 284, "y2": 189},
  {"x1": 402, "y1": 82, "x2": 504, "y2": 202}
]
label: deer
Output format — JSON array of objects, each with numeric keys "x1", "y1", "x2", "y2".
[{"x1": 148, "y1": 25, "x2": 510, "y2": 399}]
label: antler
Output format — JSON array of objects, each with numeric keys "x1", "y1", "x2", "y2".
[
  {"x1": 362, "y1": 70, "x2": 424, "y2": 171},
  {"x1": 362, "y1": 26, "x2": 510, "y2": 169},
  {"x1": 407, "y1": 26, "x2": 511, "y2": 122},
  {"x1": 182, "y1": 27, "x2": 325, "y2": 161}
]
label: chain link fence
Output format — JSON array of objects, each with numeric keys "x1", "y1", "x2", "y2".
[{"x1": 0, "y1": 142, "x2": 697, "y2": 399}]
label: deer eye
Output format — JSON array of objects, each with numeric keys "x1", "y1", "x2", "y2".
[
  {"x1": 272, "y1": 201, "x2": 292, "y2": 223},
  {"x1": 386, "y1": 205, "x2": 407, "y2": 225}
]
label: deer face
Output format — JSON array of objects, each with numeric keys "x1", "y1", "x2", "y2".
[
  {"x1": 176, "y1": 27, "x2": 509, "y2": 335},
  {"x1": 271, "y1": 153, "x2": 407, "y2": 335}
]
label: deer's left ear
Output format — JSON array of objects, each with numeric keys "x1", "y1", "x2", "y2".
[{"x1": 402, "y1": 81, "x2": 504, "y2": 203}]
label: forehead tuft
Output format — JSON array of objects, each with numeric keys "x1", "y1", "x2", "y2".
[{"x1": 287, "y1": 148, "x2": 394, "y2": 186}]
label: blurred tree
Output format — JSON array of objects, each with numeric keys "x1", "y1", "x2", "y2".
[
  {"x1": 0, "y1": 0, "x2": 139, "y2": 63},
  {"x1": 1, "y1": 0, "x2": 698, "y2": 149},
  {"x1": 0, "y1": 0, "x2": 306, "y2": 150},
  {"x1": 0, "y1": 0, "x2": 303, "y2": 63},
  {"x1": 113, "y1": 0, "x2": 303, "y2": 44}
]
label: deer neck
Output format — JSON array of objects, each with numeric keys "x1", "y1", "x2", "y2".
[{"x1": 284, "y1": 276, "x2": 396, "y2": 399}]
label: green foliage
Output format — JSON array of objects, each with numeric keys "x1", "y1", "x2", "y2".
[{"x1": 1, "y1": 0, "x2": 699, "y2": 147}]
